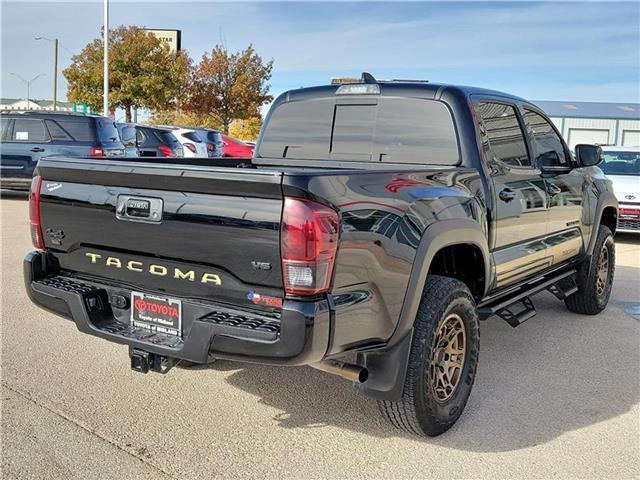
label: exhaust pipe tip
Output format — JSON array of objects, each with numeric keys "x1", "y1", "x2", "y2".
[{"x1": 311, "y1": 360, "x2": 368, "y2": 383}]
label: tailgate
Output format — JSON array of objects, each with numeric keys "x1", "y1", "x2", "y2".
[{"x1": 36, "y1": 158, "x2": 284, "y2": 309}]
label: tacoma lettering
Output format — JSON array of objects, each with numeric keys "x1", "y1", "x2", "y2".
[{"x1": 84, "y1": 252, "x2": 222, "y2": 286}]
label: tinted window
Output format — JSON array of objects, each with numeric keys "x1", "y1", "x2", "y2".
[
  {"x1": 96, "y1": 118, "x2": 119, "y2": 143},
  {"x1": 259, "y1": 97, "x2": 459, "y2": 165},
  {"x1": 159, "y1": 131, "x2": 179, "y2": 145},
  {"x1": 332, "y1": 104, "x2": 376, "y2": 158},
  {"x1": 0, "y1": 117, "x2": 9, "y2": 141},
  {"x1": 374, "y1": 98, "x2": 459, "y2": 164},
  {"x1": 205, "y1": 131, "x2": 222, "y2": 143},
  {"x1": 45, "y1": 120, "x2": 74, "y2": 141},
  {"x1": 136, "y1": 128, "x2": 148, "y2": 145},
  {"x1": 182, "y1": 132, "x2": 201, "y2": 142},
  {"x1": 58, "y1": 118, "x2": 94, "y2": 141},
  {"x1": 524, "y1": 109, "x2": 568, "y2": 167},
  {"x1": 600, "y1": 150, "x2": 640, "y2": 176},
  {"x1": 477, "y1": 103, "x2": 530, "y2": 167},
  {"x1": 12, "y1": 119, "x2": 49, "y2": 142}
]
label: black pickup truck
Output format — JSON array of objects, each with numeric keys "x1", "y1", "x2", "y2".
[{"x1": 24, "y1": 76, "x2": 618, "y2": 436}]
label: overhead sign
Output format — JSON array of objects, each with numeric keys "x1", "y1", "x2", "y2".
[{"x1": 143, "y1": 29, "x2": 182, "y2": 53}]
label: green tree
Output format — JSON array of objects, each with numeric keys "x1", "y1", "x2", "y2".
[
  {"x1": 64, "y1": 26, "x2": 190, "y2": 121},
  {"x1": 183, "y1": 45, "x2": 273, "y2": 134}
]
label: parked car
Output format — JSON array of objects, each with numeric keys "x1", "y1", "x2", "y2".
[
  {"x1": 0, "y1": 111, "x2": 125, "y2": 190},
  {"x1": 157, "y1": 126, "x2": 207, "y2": 157},
  {"x1": 115, "y1": 122, "x2": 138, "y2": 157},
  {"x1": 221, "y1": 134, "x2": 254, "y2": 158},
  {"x1": 600, "y1": 146, "x2": 640, "y2": 233},
  {"x1": 191, "y1": 128, "x2": 224, "y2": 158},
  {"x1": 24, "y1": 77, "x2": 617, "y2": 437},
  {"x1": 135, "y1": 126, "x2": 184, "y2": 158}
]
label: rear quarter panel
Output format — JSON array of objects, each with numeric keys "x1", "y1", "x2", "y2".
[{"x1": 282, "y1": 167, "x2": 487, "y2": 354}]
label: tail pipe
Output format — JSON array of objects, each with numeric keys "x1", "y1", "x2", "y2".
[{"x1": 311, "y1": 360, "x2": 368, "y2": 383}]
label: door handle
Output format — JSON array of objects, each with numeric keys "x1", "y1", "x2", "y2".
[
  {"x1": 547, "y1": 183, "x2": 562, "y2": 196},
  {"x1": 499, "y1": 188, "x2": 517, "y2": 202},
  {"x1": 30, "y1": 147, "x2": 45, "y2": 153}
]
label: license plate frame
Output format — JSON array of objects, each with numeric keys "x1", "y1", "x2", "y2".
[
  {"x1": 131, "y1": 292, "x2": 182, "y2": 337},
  {"x1": 620, "y1": 208, "x2": 640, "y2": 221}
]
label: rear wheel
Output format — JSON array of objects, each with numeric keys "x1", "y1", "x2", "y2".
[
  {"x1": 565, "y1": 226, "x2": 615, "y2": 315},
  {"x1": 378, "y1": 275, "x2": 480, "y2": 437}
]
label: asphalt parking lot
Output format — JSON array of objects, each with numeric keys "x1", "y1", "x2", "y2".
[{"x1": 1, "y1": 194, "x2": 639, "y2": 480}]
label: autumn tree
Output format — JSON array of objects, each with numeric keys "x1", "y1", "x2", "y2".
[
  {"x1": 183, "y1": 45, "x2": 273, "y2": 134},
  {"x1": 64, "y1": 26, "x2": 190, "y2": 121},
  {"x1": 229, "y1": 116, "x2": 262, "y2": 141},
  {"x1": 149, "y1": 111, "x2": 223, "y2": 131}
]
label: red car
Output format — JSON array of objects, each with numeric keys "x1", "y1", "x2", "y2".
[{"x1": 222, "y1": 135, "x2": 254, "y2": 158}]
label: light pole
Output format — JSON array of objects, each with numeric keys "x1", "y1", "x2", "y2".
[
  {"x1": 35, "y1": 36, "x2": 59, "y2": 111},
  {"x1": 103, "y1": 0, "x2": 109, "y2": 116},
  {"x1": 10, "y1": 73, "x2": 46, "y2": 108}
]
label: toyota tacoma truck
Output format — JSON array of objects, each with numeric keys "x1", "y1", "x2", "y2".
[{"x1": 24, "y1": 75, "x2": 618, "y2": 436}]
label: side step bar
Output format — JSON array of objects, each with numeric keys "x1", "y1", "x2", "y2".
[{"x1": 478, "y1": 269, "x2": 577, "y2": 327}]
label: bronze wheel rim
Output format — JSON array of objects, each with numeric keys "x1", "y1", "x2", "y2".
[
  {"x1": 430, "y1": 313, "x2": 466, "y2": 402},
  {"x1": 596, "y1": 244, "x2": 610, "y2": 297}
]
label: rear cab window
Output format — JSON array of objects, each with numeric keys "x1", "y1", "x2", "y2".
[{"x1": 258, "y1": 96, "x2": 460, "y2": 165}]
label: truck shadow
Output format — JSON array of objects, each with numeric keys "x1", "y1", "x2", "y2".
[{"x1": 202, "y1": 266, "x2": 639, "y2": 452}]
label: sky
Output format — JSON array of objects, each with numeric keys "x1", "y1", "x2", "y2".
[{"x1": 1, "y1": 0, "x2": 639, "y2": 115}]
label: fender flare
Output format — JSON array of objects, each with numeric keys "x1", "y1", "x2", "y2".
[
  {"x1": 356, "y1": 218, "x2": 490, "y2": 401},
  {"x1": 587, "y1": 194, "x2": 618, "y2": 255}
]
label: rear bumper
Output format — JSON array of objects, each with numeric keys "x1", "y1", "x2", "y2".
[
  {"x1": 24, "y1": 250, "x2": 331, "y2": 365},
  {"x1": 1, "y1": 176, "x2": 32, "y2": 191}
]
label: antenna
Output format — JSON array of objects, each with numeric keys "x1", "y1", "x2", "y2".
[{"x1": 361, "y1": 72, "x2": 377, "y2": 84}]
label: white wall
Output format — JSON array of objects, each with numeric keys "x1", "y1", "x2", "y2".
[{"x1": 550, "y1": 116, "x2": 640, "y2": 149}]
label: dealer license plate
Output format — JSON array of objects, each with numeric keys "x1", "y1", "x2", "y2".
[{"x1": 131, "y1": 292, "x2": 182, "y2": 336}]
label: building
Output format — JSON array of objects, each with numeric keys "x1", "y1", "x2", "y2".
[
  {"x1": 534, "y1": 100, "x2": 640, "y2": 149},
  {"x1": 0, "y1": 97, "x2": 74, "y2": 112}
]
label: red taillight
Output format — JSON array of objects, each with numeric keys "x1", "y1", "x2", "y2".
[
  {"x1": 29, "y1": 176, "x2": 45, "y2": 249},
  {"x1": 281, "y1": 197, "x2": 340, "y2": 296},
  {"x1": 184, "y1": 143, "x2": 197, "y2": 154},
  {"x1": 158, "y1": 145, "x2": 175, "y2": 157},
  {"x1": 90, "y1": 146, "x2": 105, "y2": 157}
]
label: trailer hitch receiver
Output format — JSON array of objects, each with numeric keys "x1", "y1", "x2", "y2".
[{"x1": 130, "y1": 348, "x2": 178, "y2": 374}]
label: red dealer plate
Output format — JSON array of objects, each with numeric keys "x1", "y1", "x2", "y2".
[
  {"x1": 619, "y1": 208, "x2": 640, "y2": 221},
  {"x1": 131, "y1": 292, "x2": 182, "y2": 337}
]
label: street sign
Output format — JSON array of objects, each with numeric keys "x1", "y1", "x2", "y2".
[
  {"x1": 73, "y1": 102, "x2": 88, "y2": 114},
  {"x1": 143, "y1": 29, "x2": 181, "y2": 53}
]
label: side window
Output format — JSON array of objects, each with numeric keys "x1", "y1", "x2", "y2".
[
  {"x1": 11, "y1": 119, "x2": 49, "y2": 142},
  {"x1": 523, "y1": 109, "x2": 568, "y2": 167},
  {"x1": 45, "y1": 120, "x2": 74, "y2": 141},
  {"x1": 57, "y1": 118, "x2": 94, "y2": 141},
  {"x1": 136, "y1": 129, "x2": 147, "y2": 145},
  {"x1": 476, "y1": 102, "x2": 530, "y2": 167},
  {"x1": 0, "y1": 117, "x2": 10, "y2": 141}
]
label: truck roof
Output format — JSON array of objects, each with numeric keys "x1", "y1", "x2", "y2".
[{"x1": 277, "y1": 81, "x2": 529, "y2": 105}]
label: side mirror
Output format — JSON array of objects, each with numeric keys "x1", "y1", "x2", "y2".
[{"x1": 575, "y1": 144, "x2": 603, "y2": 167}]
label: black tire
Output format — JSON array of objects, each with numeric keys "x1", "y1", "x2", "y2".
[
  {"x1": 378, "y1": 275, "x2": 480, "y2": 437},
  {"x1": 565, "y1": 225, "x2": 615, "y2": 315}
]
